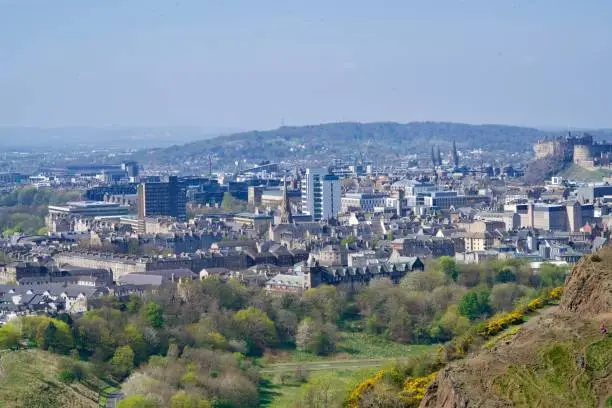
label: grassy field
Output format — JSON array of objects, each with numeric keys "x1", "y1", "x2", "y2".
[
  {"x1": 261, "y1": 331, "x2": 436, "y2": 364},
  {"x1": 260, "y1": 368, "x2": 377, "y2": 408},
  {"x1": 259, "y1": 333, "x2": 438, "y2": 407},
  {"x1": 558, "y1": 164, "x2": 612, "y2": 182},
  {"x1": 0, "y1": 350, "x2": 106, "y2": 408}
]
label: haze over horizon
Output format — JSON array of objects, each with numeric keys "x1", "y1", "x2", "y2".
[{"x1": 2, "y1": 0, "x2": 611, "y2": 130}]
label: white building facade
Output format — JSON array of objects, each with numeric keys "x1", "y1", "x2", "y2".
[{"x1": 301, "y1": 168, "x2": 341, "y2": 220}]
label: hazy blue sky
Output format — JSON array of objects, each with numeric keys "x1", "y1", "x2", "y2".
[{"x1": 1, "y1": 0, "x2": 611, "y2": 129}]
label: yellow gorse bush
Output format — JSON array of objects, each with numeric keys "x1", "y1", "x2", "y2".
[
  {"x1": 400, "y1": 372, "x2": 438, "y2": 407},
  {"x1": 526, "y1": 298, "x2": 543, "y2": 312},
  {"x1": 547, "y1": 286, "x2": 564, "y2": 301},
  {"x1": 479, "y1": 311, "x2": 524, "y2": 337},
  {"x1": 345, "y1": 370, "x2": 385, "y2": 407}
]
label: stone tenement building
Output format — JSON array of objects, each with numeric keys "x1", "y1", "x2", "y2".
[{"x1": 534, "y1": 133, "x2": 612, "y2": 168}]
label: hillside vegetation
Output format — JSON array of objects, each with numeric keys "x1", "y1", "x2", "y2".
[
  {"x1": 0, "y1": 350, "x2": 105, "y2": 408},
  {"x1": 420, "y1": 248, "x2": 612, "y2": 408},
  {"x1": 137, "y1": 122, "x2": 551, "y2": 165}
]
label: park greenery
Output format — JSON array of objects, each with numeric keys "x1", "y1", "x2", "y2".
[
  {"x1": 0, "y1": 257, "x2": 569, "y2": 407},
  {"x1": 0, "y1": 187, "x2": 82, "y2": 236}
]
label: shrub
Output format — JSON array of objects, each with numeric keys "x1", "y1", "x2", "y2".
[
  {"x1": 400, "y1": 372, "x2": 438, "y2": 407},
  {"x1": 58, "y1": 359, "x2": 86, "y2": 383},
  {"x1": 345, "y1": 370, "x2": 385, "y2": 407},
  {"x1": 526, "y1": 298, "x2": 544, "y2": 312},
  {"x1": 478, "y1": 311, "x2": 524, "y2": 337},
  {"x1": 58, "y1": 369, "x2": 75, "y2": 383},
  {"x1": 547, "y1": 286, "x2": 564, "y2": 301},
  {"x1": 591, "y1": 254, "x2": 602, "y2": 262}
]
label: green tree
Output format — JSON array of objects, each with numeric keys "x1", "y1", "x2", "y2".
[
  {"x1": 437, "y1": 256, "x2": 458, "y2": 281},
  {"x1": 458, "y1": 287, "x2": 492, "y2": 320},
  {"x1": 0, "y1": 323, "x2": 20, "y2": 349},
  {"x1": 26, "y1": 317, "x2": 73, "y2": 353},
  {"x1": 75, "y1": 313, "x2": 114, "y2": 357},
  {"x1": 312, "y1": 323, "x2": 338, "y2": 355},
  {"x1": 295, "y1": 318, "x2": 338, "y2": 355},
  {"x1": 303, "y1": 285, "x2": 344, "y2": 323},
  {"x1": 118, "y1": 395, "x2": 159, "y2": 408},
  {"x1": 275, "y1": 309, "x2": 298, "y2": 343},
  {"x1": 110, "y1": 345, "x2": 135, "y2": 380},
  {"x1": 126, "y1": 295, "x2": 143, "y2": 313},
  {"x1": 171, "y1": 391, "x2": 211, "y2": 408},
  {"x1": 123, "y1": 323, "x2": 148, "y2": 365},
  {"x1": 539, "y1": 263, "x2": 568, "y2": 288},
  {"x1": 490, "y1": 283, "x2": 532, "y2": 313},
  {"x1": 144, "y1": 301, "x2": 164, "y2": 328},
  {"x1": 221, "y1": 192, "x2": 247, "y2": 212},
  {"x1": 233, "y1": 307, "x2": 276, "y2": 356}
]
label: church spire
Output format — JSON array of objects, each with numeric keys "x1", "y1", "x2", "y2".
[
  {"x1": 280, "y1": 171, "x2": 293, "y2": 224},
  {"x1": 452, "y1": 140, "x2": 459, "y2": 167},
  {"x1": 431, "y1": 146, "x2": 436, "y2": 167}
]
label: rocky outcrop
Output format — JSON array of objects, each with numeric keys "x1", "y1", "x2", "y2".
[
  {"x1": 421, "y1": 247, "x2": 612, "y2": 408},
  {"x1": 559, "y1": 248, "x2": 612, "y2": 315},
  {"x1": 419, "y1": 368, "x2": 471, "y2": 408}
]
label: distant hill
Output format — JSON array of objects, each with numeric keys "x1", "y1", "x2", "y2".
[
  {"x1": 0, "y1": 126, "x2": 239, "y2": 151},
  {"x1": 135, "y1": 122, "x2": 554, "y2": 165}
]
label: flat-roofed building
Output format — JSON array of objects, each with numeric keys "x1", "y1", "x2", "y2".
[
  {"x1": 341, "y1": 193, "x2": 388, "y2": 213},
  {"x1": 48, "y1": 201, "x2": 129, "y2": 218},
  {"x1": 233, "y1": 212, "x2": 273, "y2": 234},
  {"x1": 46, "y1": 201, "x2": 130, "y2": 233},
  {"x1": 423, "y1": 191, "x2": 490, "y2": 211}
]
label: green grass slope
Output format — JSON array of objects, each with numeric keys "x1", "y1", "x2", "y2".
[
  {"x1": 495, "y1": 336, "x2": 612, "y2": 408},
  {"x1": 0, "y1": 350, "x2": 105, "y2": 408},
  {"x1": 558, "y1": 163, "x2": 612, "y2": 182}
]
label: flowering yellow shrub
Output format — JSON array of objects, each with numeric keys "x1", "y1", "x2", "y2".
[
  {"x1": 400, "y1": 372, "x2": 438, "y2": 407},
  {"x1": 345, "y1": 370, "x2": 385, "y2": 407},
  {"x1": 479, "y1": 311, "x2": 524, "y2": 337},
  {"x1": 526, "y1": 298, "x2": 543, "y2": 312},
  {"x1": 547, "y1": 286, "x2": 564, "y2": 301}
]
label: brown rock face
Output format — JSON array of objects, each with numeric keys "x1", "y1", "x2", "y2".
[
  {"x1": 559, "y1": 248, "x2": 612, "y2": 315},
  {"x1": 419, "y1": 368, "x2": 471, "y2": 408},
  {"x1": 420, "y1": 248, "x2": 612, "y2": 408}
]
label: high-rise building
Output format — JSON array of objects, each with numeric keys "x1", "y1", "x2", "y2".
[
  {"x1": 301, "y1": 168, "x2": 340, "y2": 220},
  {"x1": 138, "y1": 176, "x2": 187, "y2": 221},
  {"x1": 121, "y1": 161, "x2": 140, "y2": 181}
]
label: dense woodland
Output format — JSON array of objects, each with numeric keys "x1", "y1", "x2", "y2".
[{"x1": 0, "y1": 257, "x2": 568, "y2": 407}]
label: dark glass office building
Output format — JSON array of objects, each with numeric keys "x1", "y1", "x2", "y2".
[{"x1": 138, "y1": 176, "x2": 187, "y2": 221}]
